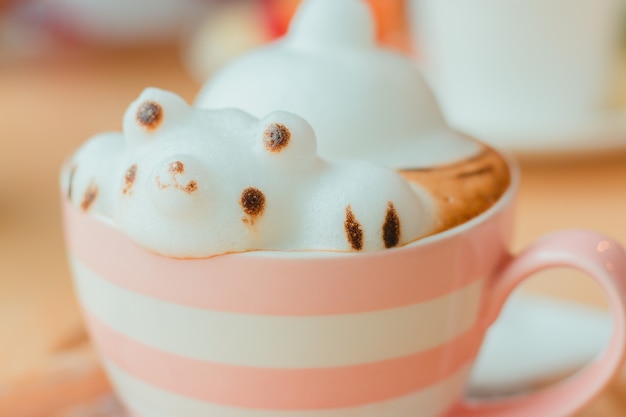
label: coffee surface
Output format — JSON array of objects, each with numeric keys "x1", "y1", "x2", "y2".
[{"x1": 400, "y1": 141, "x2": 510, "y2": 234}]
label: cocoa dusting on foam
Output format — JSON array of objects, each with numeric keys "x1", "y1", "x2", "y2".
[
  {"x1": 240, "y1": 187, "x2": 266, "y2": 222},
  {"x1": 168, "y1": 161, "x2": 184, "y2": 175},
  {"x1": 182, "y1": 181, "x2": 198, "y2": 194},
  {"x1": 382, "y1": 202, "x2": 400, "y2": 249},
  {"x1": 344, "y1": 205, "x2": 364, "y2": 251},
  {"x1": 81, "y1": 182, "x2": 98, "y2": 212},
  {"x1": 123, "y1": 164, "x2": 138, "y2": 195},
  {"x1": 400, "y1": 141, "x2": 510, "y2": 233},
  {"x1": 263, "y1": 123, "x2": 291, "y2": 152},
  {"x1": 136, "y1": 101, "x2": 163, "y2": 130}
]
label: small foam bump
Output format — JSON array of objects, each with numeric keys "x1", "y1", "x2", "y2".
[
  {"x1": 240, "y1": 187, "x2": 266, "y2": 217},
  {"x1": 287, "y1": 0, "x2": 375, "y2": 48},
  {"x1": 81, "y1": 182, "x2": 99, "y2": 212},
  {"x1": 136, "y1": 101, "x2": 163, "y2": 130},
  {"x1": 344, "y1": 205, "x2": 364, "y2": 251},
  {"x1": 255, "y1": 112, "x2": 318, "y2": 171},
  {"x1": 263, "y1": 123, "x2": 291, "y2": 152}
]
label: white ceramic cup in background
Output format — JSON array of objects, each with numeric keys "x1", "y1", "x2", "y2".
[{"x1": 411, "y1": 0, "x2": 623, "y2": 140}]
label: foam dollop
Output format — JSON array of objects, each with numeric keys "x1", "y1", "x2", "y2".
[
  {"x1": 195, "y1": 0, "x2": 480, "y2": 169},
  {"x1": 65, "y1": 88, "x2": 436, "y2": 258}
]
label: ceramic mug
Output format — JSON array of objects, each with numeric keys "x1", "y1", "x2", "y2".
[
  {"x1": 411, "y1": 0, "x2": 623, "y2": 138},
  {"x1": 62, "y1": 161, "x2": 626, "y2": 417}
]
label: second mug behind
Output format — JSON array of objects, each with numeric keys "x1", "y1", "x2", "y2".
[{"x1": 411, "y1": 0, "x2": 623, "y2": 139}]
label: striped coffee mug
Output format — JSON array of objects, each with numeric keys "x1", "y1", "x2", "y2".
[{"x1": 63, "y1": 164, "x2": 626, "y2": 417}]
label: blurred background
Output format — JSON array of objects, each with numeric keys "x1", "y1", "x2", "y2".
[{"x1": 1, "y1": 0, "x2": 626, "y2": 416}]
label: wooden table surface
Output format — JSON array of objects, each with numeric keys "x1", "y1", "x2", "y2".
[{"x1": 1, "y1": 45, "x2": 625, "y2": 416}]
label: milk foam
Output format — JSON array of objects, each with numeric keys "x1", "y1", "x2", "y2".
[
  {"x1": 67, "y1": 88, "x2": 436, "y2": 258},
  {"x1": 195, "y1": 0, "x2": 480, "y2": 169}
]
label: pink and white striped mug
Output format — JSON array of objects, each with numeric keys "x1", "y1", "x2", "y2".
[{"x1": 62, "y1": 164, "x2": 626, "y2": 417}]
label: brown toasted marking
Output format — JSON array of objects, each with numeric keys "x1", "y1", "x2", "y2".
[
  {"x1": 156, "y1": 177, "x2": 198, "y2": 194},
  {"x1": 80, "y1": 182, "x2": 98, "y2": 212},
  {"x1": 136, "y1": 101, "x2": 163, "y2": 130},
  {"x1": 457, "y1": 165, "x2": 494, "y2": 179},
  {"x1": 382, "y1": 202, "x2": 401, "y2": 249},
  {"x1": 156, "y1": 175, "x2": 166, "y2": 190},
  {"x1": 344, "y1": 206, "x2": 364, "y2": 251},
  {"x1": 123, "y1": 164, "x2": 138, "y2": 195},
  {"x1": 67, "y1": 165, "x2": 77, "y2": 200},
  {"x1": 240, "y1": 187, "x2": 266, "y2": 217},
  {"x1": 263, "y1": 123, "x2": 291, "y2": 152},
  {"x1": 168, "y1": 161, "x2": 184, "y2": 175},
  {"x1": 156, "y1": 161, "x2": 198, "y2": 194},
  {"x1": 182, "y1": 180, "x2": 198, "y2": 194}
]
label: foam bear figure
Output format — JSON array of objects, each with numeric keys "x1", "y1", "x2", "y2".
[{"x1": 67, "y1": 88, "x2": 436, "y2": 258}]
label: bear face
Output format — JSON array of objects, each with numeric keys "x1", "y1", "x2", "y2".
[{"x1": 67, "y1": 88, "x2": 434, "y2": 258}]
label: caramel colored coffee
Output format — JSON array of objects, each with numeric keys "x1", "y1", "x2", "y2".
[{"x1": 400, "y1": 140, "x2": 510, "y2": 234}]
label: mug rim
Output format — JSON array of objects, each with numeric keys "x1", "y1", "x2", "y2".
[{"x1": 61, "y1": 145, "x2": 520, "y2": 260}]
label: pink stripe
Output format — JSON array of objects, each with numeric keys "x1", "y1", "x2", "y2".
[
  {"x1": 87, "y1": 312, "x2": 481, "y2": 410},
  {"x1": 63, "y1": 199, "x2": 508, "y2": 315}
]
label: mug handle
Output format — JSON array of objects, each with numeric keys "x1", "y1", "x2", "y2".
[{"x1": 452, "y1": 229, "x2": 626, "y2": 417}]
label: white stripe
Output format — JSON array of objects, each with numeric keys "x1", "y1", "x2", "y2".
[
  {"x1": 72, "y1": 255, "x2": 481, "y2": 368},
  {"x1": 105, "y1": 359, "x2": 471, "y2": 417}
]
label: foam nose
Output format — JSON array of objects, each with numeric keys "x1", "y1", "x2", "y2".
[{"x1": 148, "y1": 155, "x2": 208, "y2": 218}]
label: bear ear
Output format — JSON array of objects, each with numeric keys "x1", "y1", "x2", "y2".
[
  {"x1": 255, "y1": 111, "x2": 318, "y2": 169},
  {"x1": 261, "y1": 121, "x2": 292, "y2": 154},
  {"x1": 123, "y1": 88, "x2": 190, "y2": 145}
]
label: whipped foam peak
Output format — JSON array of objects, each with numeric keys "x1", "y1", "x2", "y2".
[
  {"x1": 286, "y1": 0, "x2": 375, "y2": 49},
  {"x1": 195, "y1": 0, "x2": 480, "y2": 169},
  {"x1": 66, "y1": 88, "x2": 436, "y2": 258}
]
